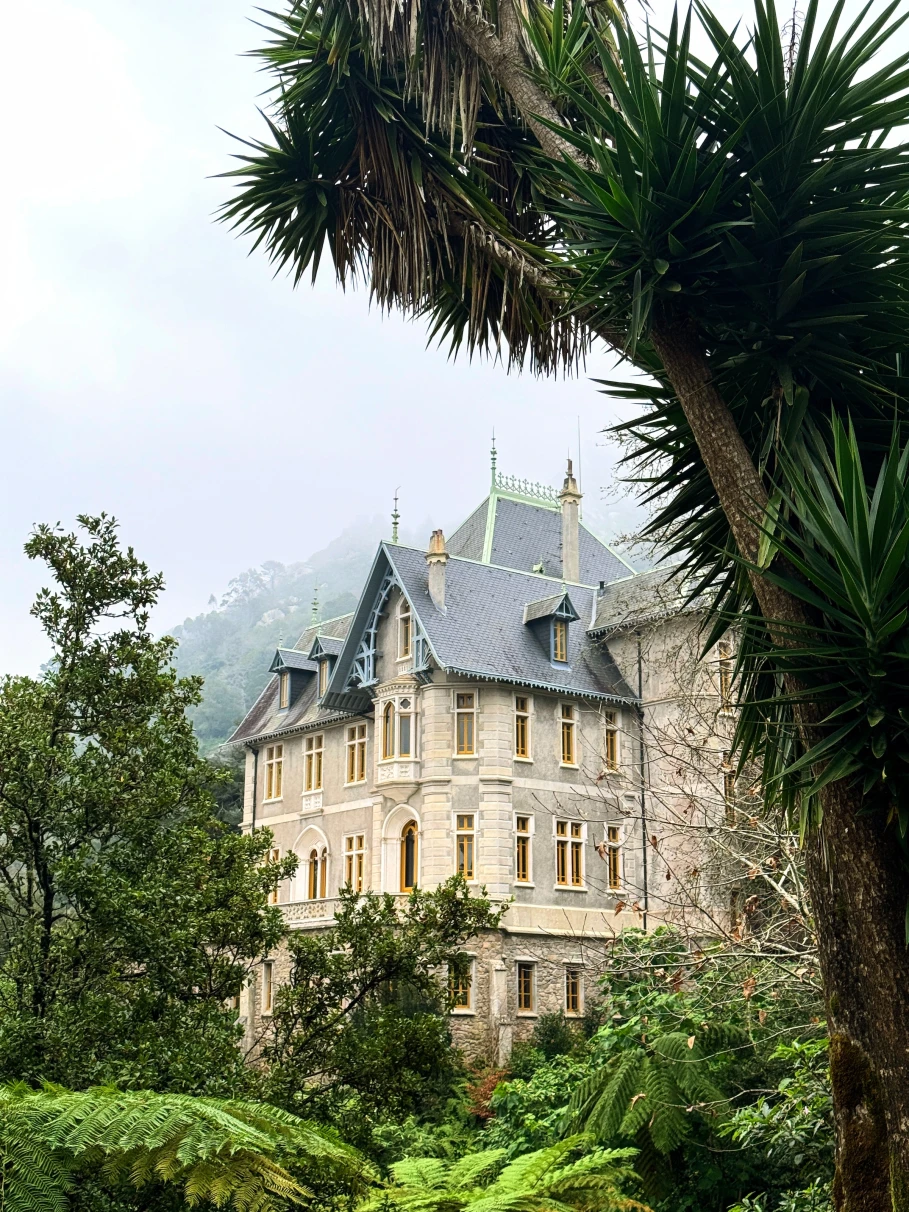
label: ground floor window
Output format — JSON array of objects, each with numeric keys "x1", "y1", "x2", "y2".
[
  {"x1": 449, "y1": 959, "x2": 473, "y2": 1011},
  {"x1": 517, "y1": 962, "x2": 535, "y2": 1012},
  {"x1": 565, "y1": 967, "x2": 582, "y2": 1014}
]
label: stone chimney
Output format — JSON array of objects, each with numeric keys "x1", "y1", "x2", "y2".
[
  {"x1": 426, "y1": 529, "x2": 449, "y2": 612},
  {"x1": 559, "y1": 459, "x2": 582, "y2": 584}
]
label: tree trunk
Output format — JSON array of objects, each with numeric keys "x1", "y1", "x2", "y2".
[{"x1": 650, "y1": 316, "x2": 909, "y2": 1210}]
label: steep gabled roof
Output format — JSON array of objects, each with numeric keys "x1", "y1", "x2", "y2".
[
  {"x1": 323, "y1": 542, "x2": 636, "y2": 712},
  {"x1": 228, "y1": 613, "x2": 356, "y2": 745}
]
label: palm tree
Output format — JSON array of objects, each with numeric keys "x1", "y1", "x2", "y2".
[
  {"x1": 0, "y1": 1082, "x2": 366, "y2": 1211},
  {"x1": 359, "y1": 1137, "x2": 648, "y2": 1212},
  {"x1": 220, "y1": 1, "x2": 909, "y2": 1204}
]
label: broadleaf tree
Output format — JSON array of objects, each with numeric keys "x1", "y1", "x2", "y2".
[
  {"x1": 221, "y1": 0, "x2": 909, "y2": 1203},
  {"x1": 0, "y1": 515, "x2": 296, "y2": 1092}
]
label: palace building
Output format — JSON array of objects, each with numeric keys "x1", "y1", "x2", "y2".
[{"x1": 229, "y1": 458, "x2": 734, "y2": 1059}]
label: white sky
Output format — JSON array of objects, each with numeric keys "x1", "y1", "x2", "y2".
[{"x1": 2, "y1": 0, "x2": 905, "y2": 673}]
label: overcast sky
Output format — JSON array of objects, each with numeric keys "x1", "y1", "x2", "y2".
[{"x1": 2, "y1": 0, "x2": 903, "y2": 674}]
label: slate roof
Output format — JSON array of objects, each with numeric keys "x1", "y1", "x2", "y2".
[
  {"x1": 589, "y1": 567, "x2": 691, "y2": 635},
  {"x1": 271, "y1": 647, "x2": 317, "y2": 673},
  {"x1": 522, "y1": 592, "x2": 579, "y2": 624},
  {"x1": 448, "y1": 494, "x2": 632, "y2": 585},
  {"x1": 308, "y1": 634, "x2": 345, "y2": 659},
  {"x1": 324, "y1": 544, "x2": 636, "y2": 711},
  {"x1": 228, "y1": 614, "x2": 356, "y2": 745}
]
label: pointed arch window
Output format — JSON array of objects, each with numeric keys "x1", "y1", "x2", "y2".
[
  {"x1": 400, "y1": 821, "x2": 418, "y2": 892},
  {"x1": 382, "y1": 702, "x2": 395, "y2": 759}
]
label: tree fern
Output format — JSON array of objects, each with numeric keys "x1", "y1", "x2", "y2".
[
  {"x1": 0, "y1": 1084, "x2": 366, "y2": 1212},
  {"x1": 363, "y1": 1137, "x2": 648, "y2": 1212}
]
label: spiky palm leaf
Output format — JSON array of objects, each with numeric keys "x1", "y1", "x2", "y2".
[{"x1": 0, "y1": 1083, "x2": 366, "y2": 1212}]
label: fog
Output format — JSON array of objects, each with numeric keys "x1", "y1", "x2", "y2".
[{"x1": 2, "y1": 0, "x2": 902, "y2": 672}]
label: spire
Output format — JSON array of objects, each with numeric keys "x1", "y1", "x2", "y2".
[
  {"x1": 310, "y1": 589, "x2": 320, "y2": 626},
  {"x1": 559, "y1": 458, "x2": 582, "y2": 584},
  {"x1": 490, "y1": 431, "x2": 497, "y2": 487},
  {"x1": 391, "y1": 488, "x2": 400, "y2": 544}
]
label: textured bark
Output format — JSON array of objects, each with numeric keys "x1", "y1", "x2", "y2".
[{"x1": 649, "y1": 316, "x2": 909, "y2": 1210}]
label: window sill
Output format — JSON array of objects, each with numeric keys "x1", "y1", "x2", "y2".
[
  {"x1": 559, "y1": 763, "x2": 580, "y2": 771},
  {"x1": 513, "y1": 756, "x2": 533, "y2": 764},
  {"x1": 452, "y1": 754, "x2": 477, "y2": 760},
  {"x1": 514, "y1": 881, "x2": 535, "y2": 888},
  {"x1": 450, "y1": 1009, "x2": 476, "y2": 1017},
  {"x1": 343, "y1": 780, "x2": 367, "y2": 788},
  {"x1": 554, "y1": 885, "x2": 588, "y2": 894},
  {"x1": 516, "y1": 1011, "x2": 539, "y2": 1019},
  {"x1": 262, "y1": 798, "x2": 283, "y2": 805}
]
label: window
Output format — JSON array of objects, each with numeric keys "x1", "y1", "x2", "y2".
[
  {"x1": 723, "y1": 752, "x2": 736, "y2": 825},
  {"x1": 552, "y1": 618, "x2": 568, "y2": 663},
  {"x1": 456, "y1": 692, "x2": 476, "y2": 755},
  {"x1": 514, "y1": 696, "x2": 530, "y2": 758},
  {"x1": 556, "y1": 820, "x2": 584, "y2": 887},
  {"x1": 398, "y1": 698, "x2": 413, "y2": 757},
  {"x1": 307, "y1": 848, "x2": 327, "y2": 900},
  {"x1": 603, "y1": 710, "x2": 618, "y2": 770},
  {"x1": 261, "y1": 961, "x2": 274, "y2": 1015},
  {"x1": 398, "y1": 603, "x2": 412, "y2": 659},
  {"x1": 304, "y1": 733, "x2": 323, "y2": 792},
  {"x1": 718, "y1": 642, "x2": 734, "y2": 712},
  {"x1": 319, "y1": 659, "x2": 330, "y2": 698},
  {"x1": 382, "y1": 702, "x2": 395, "y2": 759},
  {"x1": 565, "y1": 967, "x2": 582, "y2": 1015},
  {"x1": 264, "y1": 744, "x2": 283, "y2": 801},
  {"x1": 279, "y1": 671, "x2": 290, "y2": 710},
  {"x1": 515, "y1": 815, "x2": 532, "y2": 883},
  {"x1": 266, "y1": 846, "x2": 281, "y2": 905},
  {"x1": 346, "y1": 724, "x2": 367, "y2": 783},
  {"x1": 456, "y1": 814, "x2": 475, "y2": 879},
  {"x1": 449, "y1": 959, "x2": 473, "y2": 1011},
  {"x1": 401, "y1": 821, "x2": 418, "y2": 892},
  {"x1": 344, "y1": 834, "x2": 365, "y2": 891},
  {"x1": 227, "y1": 991, "x2": 241, "y2": 1013},
  {"x1": 560, "y1": 704, "x2": 576, "y2": 765},
  {"x1": 607, "y1": 826, "x2": 622, "y2": 890},
  {"x1": 517, "y1": 962, "x2": 535, "y2": 1012}
]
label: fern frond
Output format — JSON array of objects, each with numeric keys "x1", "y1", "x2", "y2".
[
  {"x1": 448, "y1": 1150, "x2": 508, "y2": 1190},
  {"x1": 579, "y1": 1054, "x2": 645, "y2": 1143},
  {"x1": 642, "y1": 1065, "x2": 687, "y2": 1156}
]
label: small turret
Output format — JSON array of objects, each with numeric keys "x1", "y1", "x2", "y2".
[{"x1": 558, "y1": 459, "x2": 582, "y2": 584}]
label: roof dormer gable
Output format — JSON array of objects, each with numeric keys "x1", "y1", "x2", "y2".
[
  {"x1": 268, "y1": 648, "x2": 316, "y2": 711},
  {"x1": 523, "y1": 591, "x2": 580, "y2": 668}
]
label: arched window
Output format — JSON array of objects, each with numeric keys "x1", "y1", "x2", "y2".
[
  {"x1": 319, "y1": 847, "x2": 327, "y2": 899},
  {"x1": 308, "y1": 849, "x2": 320, "y2": 900},
  {"x1": 400, "y1": 821, "x2": 418, "y2": 892},
  {"x1": 382, "y1": 701, "x2": 395, "y2": 759}
]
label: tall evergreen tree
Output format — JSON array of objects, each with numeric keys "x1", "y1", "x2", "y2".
[
  {"x1": 221, "y1": 1, "x2": 909, "y2": 1204},
  {"x1": 0, "y1": 515, "x2": 295, "y2": 1092}
]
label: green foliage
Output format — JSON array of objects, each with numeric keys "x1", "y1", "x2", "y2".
[
  {"x1": 721, "y1": 1039, "x2": 833, "y2": 1197},
  {"x1": 486, "y1": 1055, "x2": 593, "y2": 1157},
  {"x1": 360, "y1": 1137, "x2": 647, "y2": 1212},
  {"x1": 262, "y1": 878, "x2": 502, "y2": 1148},
  {"x1": 0, "y1": 516, "x2": 294, "y2": 1093},
  {"x1": 0, "y1": 1083, "x2": 367, "y2": 1212}
]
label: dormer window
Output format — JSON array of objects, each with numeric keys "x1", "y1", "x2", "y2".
[
  {"x1": 279, "y1": 671, "x2": 290, "y2": 710},
  {"x1": 552, "y1": 618, "x2": 568, "y2": 664},
  {"x1": 523, "y1": 592, "x2": 579, "y2": 668},
  {"x1": 319, "y1": 659, "x2": 330, "y2": 698}
]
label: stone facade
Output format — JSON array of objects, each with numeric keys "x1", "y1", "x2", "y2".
[{"x1": 231, "y1": 464, "x2": 731, "y2": 1060}]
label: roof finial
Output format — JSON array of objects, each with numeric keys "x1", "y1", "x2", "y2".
[
  {"x1": 490, "y1": 430, "x2": 497, "y2": 486},
  {"x1": 391, "y1": 488, "x2": 400, "y2": 544},
  {"x1": 310, "y1": 589, "x2": 320, "y2": 626}
]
